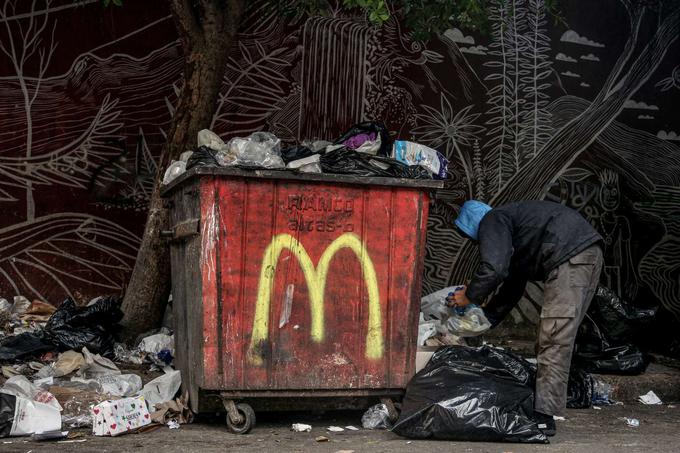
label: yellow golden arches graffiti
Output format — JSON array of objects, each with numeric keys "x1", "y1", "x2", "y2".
[{"x1": 246, "y1": 233, "x2": 384, "y2": 366}]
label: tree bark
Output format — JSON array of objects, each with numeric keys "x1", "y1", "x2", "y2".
[
  {"x1": 446, "y1": 4, "x2": 680, "y2": 286},
  {"x1": 121, "y1": 0, "x2": 245, "y2": 342}
]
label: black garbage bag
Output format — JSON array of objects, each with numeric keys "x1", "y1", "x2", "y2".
[
  {"x1": 334, "y1": 121, "x2": 392, "y2": 156},
  {"x1": 280, "y1": 145, "x2": 317, "y2": 164},
  {"x1": 43, "y1": 296, "x2": 123, "y2": 358},
  {"x1": 566, "y1": 368, "x2": 593, "y2": 409},
  {"x1": 0, "y1": 393, "x2": 16, "y2": 438},
  {"x1": 588, "y1": 286, "x2": 657, "y2": 345},
  {"x1": 575, "y1": 344, "x2": 648, "y2": 375},
  {"x1": 573, "y1": 286, "x2": 652, "y2": 375},
  {"x1": 0, "y1": 332, "x2": 54, "y2": 361},
  {"x1": 392, "y1": 345, "x2": 548, "y2": 443},
  {"x1": 574, "y1": 310, "x2": 649, "y2": 375},
  {"x1": 320, "y1": 148, "x2": 431, "y2": 179},
  {"x1": 186, "y1": 145, "x2": 220, "y2": 170}
]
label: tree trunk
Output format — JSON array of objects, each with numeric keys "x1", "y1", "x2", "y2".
[
  {"x1": 121, "y1": 0, "x2": 245, "y2": 342},
  {"x1": 446, "y1": 4, "x2": 680, "y2": 286}
]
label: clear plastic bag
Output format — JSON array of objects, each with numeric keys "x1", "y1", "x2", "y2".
[
  {"x1": 197, "y1": 129, "x2": 226, "y2": 151},
  {"x1": 361, "y1": 403, "x2": 392, "y2": 430},
  {"x1": 445, "y1": 305, "x2": 491, "y2": 337},
  {"x1": 226, "y1": 132, "x2": 285, "y2": 169}
]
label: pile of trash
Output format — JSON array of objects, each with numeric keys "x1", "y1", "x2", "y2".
[
  {"x1": 0, "y1": 295, "x2": 187, "y2": 439},
  {"x1": 162, "y1": 122, "x2": 449, "y2": 185}
]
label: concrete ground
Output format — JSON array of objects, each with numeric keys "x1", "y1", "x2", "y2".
[{"x1": 2, "y1": 404, "x2": 677, "y2": 453}]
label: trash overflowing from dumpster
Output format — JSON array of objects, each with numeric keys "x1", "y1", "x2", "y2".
[
  {"x1": 0, "y1": 296, "x2": 185, "y2": 439},
  {"x1": 161, "y1": 123, "x2": 449, "y2": 185}
]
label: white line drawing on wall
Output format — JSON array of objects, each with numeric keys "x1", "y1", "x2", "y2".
[
  {"x1": 656, "y1": 65, "x2": 680, "y2": 91},
  {"x1": 0, "y1": 213, "x2": 139, "y2": 301},
  {"x1": 556, "y1": 52, "x2": 577, "y2": 62},
  {"x1": 658, "y1": 130, "x2": 680, "y2": 140},
  {"x1": 560, "y1": 29, "x2": 605, "y2": 47},
  {"x1": 624, "y1": 99, "x2": 659, "y2": 110}
]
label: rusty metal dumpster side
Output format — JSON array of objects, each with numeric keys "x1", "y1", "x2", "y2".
[
  {"x1": 167, "y1": 178, "x2": 205, "y2": 410},
  {"x1": 164, "y1": 168, "x2": 439, "y2": 413}
]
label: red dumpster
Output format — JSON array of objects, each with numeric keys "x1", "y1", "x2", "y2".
[{"x1": 162, "y1": 167, "x2": 442, "y2": 433}]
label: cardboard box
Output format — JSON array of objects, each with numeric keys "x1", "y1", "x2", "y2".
[{"x1": 92, "y1": 395, "x2": 151, "y2": 436}]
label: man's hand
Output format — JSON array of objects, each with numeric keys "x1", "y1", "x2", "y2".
[{"x1": 446, "y1": 286, "x2": 472, "y2": 308}]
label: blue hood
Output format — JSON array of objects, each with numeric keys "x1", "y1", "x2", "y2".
[{"x1": 455, "y1": 200, "x2": 492, "y2": 241}]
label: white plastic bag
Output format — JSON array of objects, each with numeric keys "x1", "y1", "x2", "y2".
[
  {"x1": 8, "y1": 396, "x2": 62, "y2": 436},
  {"x1": 141, "y1": 368, "x2": 181, "y2": 410},
  {"x1": 417, "y1": 313, "x2": 437, "y2": 346},
  {"x1": 0, "y1": 375, "x2": 62, "y2": 411}
]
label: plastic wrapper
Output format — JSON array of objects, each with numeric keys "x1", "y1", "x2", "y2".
[
  {"x1": 392, "y1": 140, "x2": 449, "y2": 179},
  {"x1": 392, "y1": 345, "x2": 548, "y2": 443},
  {"x1": 334, "y1": 121, "x2": 392, "y2": 156},
  {"x1": 163, "y1": 160, "x2": 187, "y2": 185},
  {"x1": 592, "y1": 378, "x2": 613, "y2": 405},
  {"x1": 226, "y1": 132, "x2": 285, "y2": 169},
  {"x1": 361, "y1": 403, "x2": 392, "y2": 430},
  {"x1": 43, "y1": 297, "x2": 122, "y2": 358},
  {"x1": 320, "y1": 148, "x2": 431, "y2": 179}
]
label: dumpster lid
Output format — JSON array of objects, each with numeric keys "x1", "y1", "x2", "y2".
[{"x1": 161, "y1": 167, "x2": 445, "y2": 196}]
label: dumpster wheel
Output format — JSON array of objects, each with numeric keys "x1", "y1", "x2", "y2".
[{"x1": 223, "y1": 400, "x2": 256, "y2": 434}]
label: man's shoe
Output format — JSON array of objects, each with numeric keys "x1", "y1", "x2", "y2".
[{"x1": 535, "y1": 411, "x2": 556, "y2": 437}]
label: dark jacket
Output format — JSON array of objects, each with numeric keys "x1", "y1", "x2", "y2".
[{"x1": 465, "y1": 201, "x2": 602, "y2": 311}]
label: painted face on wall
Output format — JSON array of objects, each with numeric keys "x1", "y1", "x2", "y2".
[{"x1": 598, "y1": 170, "x2": 621, "y2": 212}]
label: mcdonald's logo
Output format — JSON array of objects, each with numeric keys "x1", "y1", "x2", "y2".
[{"x1": 247, "y1": 233, "x2": 384, "y2": 366}]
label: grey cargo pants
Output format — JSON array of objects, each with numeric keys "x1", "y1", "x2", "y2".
[{"x1": 536, "y1": 244, "x2": 603, "y2": 416}]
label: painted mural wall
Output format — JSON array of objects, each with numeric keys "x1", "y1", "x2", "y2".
[{"x1": 1, "y1": 1, "x2": 679, "y2": 349}]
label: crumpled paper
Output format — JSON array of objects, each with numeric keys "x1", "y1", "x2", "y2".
[{"x1": 150, "y1": 391, "x2": 193, "y2": 425}]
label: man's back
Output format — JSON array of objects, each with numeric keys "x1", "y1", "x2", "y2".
[{"x1": 479, "y1": 200, "x2": 602, "y2": 280}]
